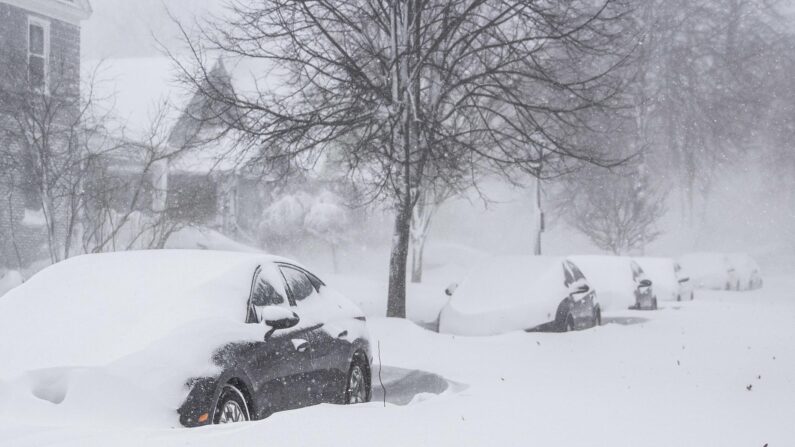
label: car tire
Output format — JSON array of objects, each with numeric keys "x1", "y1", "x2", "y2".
[
  {"x1": 345, "y1": 356, "x2": 370, "y2": 404},
  {"x1": 213, "y1": 385, "x2": 250, "y2": 424},
  {"x1": 593, "y1": 308, "x2": 601, "y2": 328},
  {"x1": 690, "y1": 291, "x2": 694, "y2": 301},
  {"x1": 651, "y1": 298, "x2": 658, "y2": 310}
]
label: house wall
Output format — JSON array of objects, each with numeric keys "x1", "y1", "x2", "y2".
[{"x1": 0, "y1": 1, "x2": 85, "y2": 269}]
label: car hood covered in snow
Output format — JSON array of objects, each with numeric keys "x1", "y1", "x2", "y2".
[
  {"x1": 0, "y1": 250, "x2": 292, "y2": 378},
  {"x1": 438, "y1": 256, "x2": 569, "y2": 336}
]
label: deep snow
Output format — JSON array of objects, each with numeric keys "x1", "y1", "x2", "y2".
[{"x1": 1, "y1": 274, "x2": 793, "y2": 446}]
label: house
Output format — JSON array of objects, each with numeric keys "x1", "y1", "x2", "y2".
[
  {"x1": 0, "y1": 0, "x2": 93, "y2": 269},
  {"x1": 89, "y1": 56, "x2": 279, "y2": 246}
]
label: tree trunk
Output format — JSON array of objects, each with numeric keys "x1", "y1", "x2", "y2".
[
  {"x1": 410, "y1": 235, "x2": 425, "y2": 283},
  {"x1": 387, "y1": 200, "x2": 411, "y2": 318},
  {"x1": 533, "y1": 177, "x2": 543, "y2": 255}
]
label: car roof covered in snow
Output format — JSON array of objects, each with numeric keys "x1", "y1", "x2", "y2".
[
  {"x1": 0, "y1": 250, "x2": 299, "y2": 377},
  {"x1": 439, "y1": 256, "x2": 571, "y2": 335},
  {"x1": 568, "y1": 255, "x2": 639, "y2": 311}
]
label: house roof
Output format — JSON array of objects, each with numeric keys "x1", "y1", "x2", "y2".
[
  {"x1": 87, "y1": 54, "x2": 284, "y2": 174},
  {"x1": 1, "y1": 0, "x2": 93, "y2": 24}
]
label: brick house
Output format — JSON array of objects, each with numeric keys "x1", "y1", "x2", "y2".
[{"x1": 0, "y1": 0, "x2": 92, "y2": 269}]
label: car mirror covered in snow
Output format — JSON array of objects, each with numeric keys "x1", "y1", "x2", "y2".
[
  {"x1": 568, "y1": 281, "x2": 590, "y2": 297},
  {"x1": 261, "y1": 306, "x2": 300, "y2": 338},
  {"x1": 444, "y1": 282, "x2": 459, "y2": 297}
]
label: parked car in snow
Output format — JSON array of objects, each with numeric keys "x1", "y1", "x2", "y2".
[
  {"x1": 629, "y1": 260, "x2": 657, "y2": 310},
  {"x1": 0, "y1": 251, "x2": 372, "y2": 427},
  {"x1": 570, "y1": 255, "x2": 658, "y2": 311},
  {"x1": 634, "y1": 257, "x2": 688, "y2": 302},
  {"x1": 438, "y1": 256, "x2": 601, "y2": 336},
  {"x1": 678, "y1": 252, "x2": 761, "y2": 291},
  {"x1": 727, "y1": 253, "x2": 763, "y2": 290}
]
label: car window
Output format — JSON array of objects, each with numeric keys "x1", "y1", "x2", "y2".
[
  {"x1": 246, "y1": 266, "x2": 288, "y2": 323},
  {"x1": 280, "y1": 266, "x2": 317, "y2": 302},
  {"x1": 563, "y1": 261, "x2": 585, "y2": 286}
]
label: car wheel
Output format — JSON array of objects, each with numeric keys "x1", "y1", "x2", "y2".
[
  {"x1": 213, "y1": 385, "x2": 250, "y2": 424},
  {"x1": 651, "y1": 298, "x2": 658, "y2": 310},
  {"x1": 690, "y1": 291, "x2": 694, "y2": 301},
  {"x1": 345, "y1": 358, "x2": 370, "y2": 404},
  {"x1": 677, "y1": 294, "x2": 682, "y2": 302},
  {"x1": 593, "y1": 308, "x2": 601, "y2": 328}
]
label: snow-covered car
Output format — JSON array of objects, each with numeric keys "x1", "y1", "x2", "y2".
[
  {"x1": 727, "y1": 253, "x2": 763, "y2": 290},
  {"x1": 0, "y1": 250, "x2": 372, "y2": 427},
  {"x1": 438, "y1": 256, "x2": 601, "y2": 336},
  {"x1": 570, "y1": 255, "x2": 658, "y2": 311},
  {"x1": 634, "y1": 257, "x2": 684, "y2": 302},
  {"x1": 630, "y1": 260, "x2": 657, "y2": 310},
  {"x1": 678, "y1": 252, "x2": 742, "y2": 291}
]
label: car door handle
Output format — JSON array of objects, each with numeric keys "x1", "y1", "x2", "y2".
[{"x1": 291, "y1": 338, "x2": 309, "y2": 353}]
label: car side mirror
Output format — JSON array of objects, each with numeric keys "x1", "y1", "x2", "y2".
[
  {"x1": 639, "y1": 279, "x2": 652, "y2": 288},
  {"x1": 260, "y1": 306, "x2": 300, "y2": 339},
  {"x1": 569, "y1": 283, "x2": 590, "y2": 296},
  {"x1": 678, "y1": 277, "x2": 690, "y2": 283}
]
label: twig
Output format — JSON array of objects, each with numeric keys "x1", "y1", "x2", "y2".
[{"x1": 378, "y1": 340, "x2": 386, "y2": 407}]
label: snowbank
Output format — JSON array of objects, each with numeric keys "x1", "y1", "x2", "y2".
[
  {"x1": 0, "y1": 270, "x2": 22, "y2": 297},
  {"x1": 323, "y1": 274, "x2": 448, "y2": 324},
  {"x1": 165, "y1": 226, "x2": 261, "y2": 252}
]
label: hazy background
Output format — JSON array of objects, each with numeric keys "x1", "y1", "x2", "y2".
[{"x1": 81, "y1": 0, "x2": 795, "y2": 268}]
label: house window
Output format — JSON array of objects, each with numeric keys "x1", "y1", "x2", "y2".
[{"x1": 28, "y1": 18, "x2": 49, "y2": 90}]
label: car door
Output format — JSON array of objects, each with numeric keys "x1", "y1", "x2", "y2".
[
  {"x1": 246, "y1": 263, "x2": 316, "y2": 413},
  {"x1": 278, "y1": 264, "x2": 352, "y2": 404}
]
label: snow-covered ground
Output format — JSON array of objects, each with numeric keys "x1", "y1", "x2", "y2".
[{"x1": 1, "y1": 273, "x2": 793, "y2": 446}]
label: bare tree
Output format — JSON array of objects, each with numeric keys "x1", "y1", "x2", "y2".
[
  {"x1": 627, "y1": 0, "x2": 785, "y2": 221},
  {"x1": 174, "y1": 0, "x2": 634, "y2": 317},
  {"x1": 409, "y1": 183, "x2": 454, "y2": 283},
  {"x1": 558, "y1": 162, "x2": 666, "y2": 255},
  {"x1": 0, "y1": 50, "x2": 100, "y2": 264}
]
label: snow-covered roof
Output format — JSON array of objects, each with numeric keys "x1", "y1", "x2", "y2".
[
  {"x1": 86, "y1": 54, "x2": 284, "y2": 174},
  {"x1": 2, "y1": 0, "x2": 92, "y2": 24}
]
